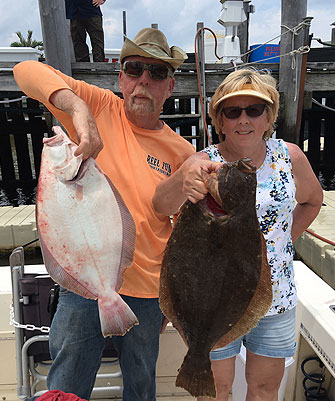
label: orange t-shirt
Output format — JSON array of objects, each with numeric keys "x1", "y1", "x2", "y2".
[{"x1": 14, "y1": 61, "x2": 195, "y2": 298}]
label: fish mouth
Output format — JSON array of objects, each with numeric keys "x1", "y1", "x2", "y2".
[
  {"x1": 202, "y1": 194, "x2": 229, "y2": 219},
  {"x1": 200, "y1": 170, "x2": 228, "y2": 219}
]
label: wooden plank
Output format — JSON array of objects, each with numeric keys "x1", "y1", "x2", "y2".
[
  {"x1": 0, "y1": 109, "x2": 15, "y2": 181},
  {"x1": 26, "y1": 98, "x2": 50, "y2": 178},
  {"x1": 161, "y1": 113, "x2": 200, "y2": 119},
  {"x1": 307, "y1": 113, "x2": 322, "y2": 176},
  {"x1": 0, "y1": 205, "x2": 28, "y2": 224},
  {"x1": 21, "y1": 205, "x2": 36, "y2": 224},
  {"x1": 0, "y1": 207, "x2": 13, "y2": 218},
  {"x1": 322, "y1": 107, "x2": 335, "y2": 188},
  {"x1": 0, "y1": 205, "x2": 35, "y2": 249},
  {"x1": 304, "y1": 71, "x2": 335, "y2": 91},
  {"x1": 9, "y1": 108, "x2": 33, "y2": 181},
  {"x1": 8, "y1": 205, "x2": 34, "y2": 225},
  {"x1": 3, "y1": 62, "x2": 335, "y2": 93}
]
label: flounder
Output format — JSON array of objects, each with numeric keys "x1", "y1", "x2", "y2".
[
  {"x1": 159, "y1": 159, "x2": 272, "y2": 398},
  {"x1": 36, "y1": 126, "x2": 138, "y2": 337}
]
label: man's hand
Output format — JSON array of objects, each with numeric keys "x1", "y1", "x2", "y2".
[
  {"x1": 92, "y1": 0, "x2": 106, "y2": 6},
  {"x1": 180, "y1": 153, "x2": 222, "y2": 204},
  {"x1": 152, "y1": 152, "x2": 221, "y2": 216},
  {"x1": 50, "y1": 89, "x2": 104, "y2": 160},
  {"x1": 71, "y1": 106, "x2": 104, "y2": 160}
]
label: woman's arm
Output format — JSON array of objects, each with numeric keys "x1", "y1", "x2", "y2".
[
  {"x1": 152, "y1": 152, "x2": 222, "y2": 216},
  {"x1": 287, "y1": 142, "x2": 323, "y2": 242}
]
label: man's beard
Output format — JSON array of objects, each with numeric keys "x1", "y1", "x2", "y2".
[{"x1": 128, "y1": 88, "x2": 155, "y2": 115}]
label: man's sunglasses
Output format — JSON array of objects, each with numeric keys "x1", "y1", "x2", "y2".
[
  {"x1": 122, "y1": 61, "x2": 173, "y2": 81},
  {"x1": 221, "y1": 104, "x2": 267, "y2": 119}
]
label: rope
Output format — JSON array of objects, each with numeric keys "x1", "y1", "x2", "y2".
[
  {"x1": 312, "y1": 98, "x2": 335, "y2": 112},
  {"x1": 225, "y1": 45, "x2": 310, "y2": 71},
  {"x1": 226, "y1": 20, "x2": 311, "y2": 103},
  {"x1": 231, "y1": 20, "x2": 310, "y2": 64},
  {"x1": 0, "y1": 95, "x2": 28, "y2": 104}
]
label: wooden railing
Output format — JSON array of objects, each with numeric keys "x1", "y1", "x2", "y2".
[{"x1": 1, "y1": 60, "x2": 335, "y2": 203}]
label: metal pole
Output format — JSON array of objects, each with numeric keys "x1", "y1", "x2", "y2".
[
  {"x1": 197, "y1": 22, "x2": 207, "y2": 149},
  {"x1": 295, "y1": 16, "x2": 313, "y2": 144},
  {"x1": 122, "y1": 11, "x2": 127, "y2": 40}
]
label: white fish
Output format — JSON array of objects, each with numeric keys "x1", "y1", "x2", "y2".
[{"x1": 36, "y1": 126, "x2": 138, "y2": 337}]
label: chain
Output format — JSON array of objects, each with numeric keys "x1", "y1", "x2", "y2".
[{"x1": 9, "y1": 304, "x2": 50, "y2": 333}]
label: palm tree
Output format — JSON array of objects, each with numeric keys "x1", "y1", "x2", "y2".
[{"x1": 10, "y1": 30, "x2": 43, "y2": 51}]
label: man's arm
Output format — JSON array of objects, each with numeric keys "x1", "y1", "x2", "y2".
[
  {"x1": 152, "y1": 152, "x2": 222, "y2": 216},
  {"x1": 14, "y1": 61, "x2": 103, "y2": 160},
  {"x1": 50, "y1": 89, "x2": 103, "y2": 159}
]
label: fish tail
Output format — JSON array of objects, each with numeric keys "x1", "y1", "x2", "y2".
[
  {"x1": 98, "y1": 292, "x2": 139, "y2": 337},
  {"x1": 176, "y1": 350, "x2": 216, "y2": 398}
]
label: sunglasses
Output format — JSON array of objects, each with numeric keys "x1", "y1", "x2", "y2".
[
  {"x1": 221, "y1": 104, "x2": 267, "y2": 119},
  {"x1": 122, "y1": 61, "x2": 173, "y2": 81}
]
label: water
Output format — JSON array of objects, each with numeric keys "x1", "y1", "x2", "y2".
[
  {"x1": 318, "y1": 172, "x2": 335, "y2": 191},
  {"x1": 0, "y1": 184, "x2": 37, "y2": 207},
  {"x1": 0, "y1": 171, "x2": 334, "y2": 208}
]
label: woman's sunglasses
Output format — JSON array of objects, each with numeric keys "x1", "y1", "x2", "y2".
[
  {"x1": 221, "y1": 104, "x2": 267, "y2": 119},
  {"x1": 122, "y1": 61, "x2": 173, "y2": 81}
]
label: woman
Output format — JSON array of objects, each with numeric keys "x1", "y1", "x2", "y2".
[{"x1": 153, "y1": 68, "x2": 323, "y2": 401}]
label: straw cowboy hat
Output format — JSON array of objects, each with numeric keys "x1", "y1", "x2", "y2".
[{"x1": 120, "y1": 27, "x2": 187, "y2": 70}]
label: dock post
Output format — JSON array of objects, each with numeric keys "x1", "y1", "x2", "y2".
[
  {"x1": 38, "y1": 0, "x2": 72, "y2": 76},
  {"x1": 277, "y1": 0, "x2": 307, "y2": 143}
]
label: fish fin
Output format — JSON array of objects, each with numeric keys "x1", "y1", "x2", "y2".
[
  {"x1": 159, "y1": 249, "x2": 189, "y2": 347},
  {"x1": 214, "y1": 232, "x2": 272, "y2": 349},
  {"x1": 98, "y1": 292, "x2": 139, "y2": 337},
  {"x1": 105, "y1": 175, "x2": 136, "y2": 291},
  {"x1": 176, "y1": 350, "x2": 216, "y2": 398},
  {"x1": 39, "y1": 236, "x2": 96, "y2": 299}
]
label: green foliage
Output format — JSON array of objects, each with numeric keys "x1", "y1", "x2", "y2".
[{"x1": 10, "y1": 30, "x2": 44, "y2": 51}]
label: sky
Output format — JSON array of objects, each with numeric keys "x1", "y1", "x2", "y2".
[{"x1": 0, "y1": 0, "x2": 334, "y2": 55}]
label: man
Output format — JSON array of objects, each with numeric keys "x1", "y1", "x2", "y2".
[
  {"x1": 13, "y1": 28, "x2": 195, "y2": 401},
  {"x1": 65, "y1": 0, "x2": 106, "y2": 62}
]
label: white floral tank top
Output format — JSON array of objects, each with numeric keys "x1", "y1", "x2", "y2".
[{"x1": 202, "y1": 138, "x2": 297, "y2": 315}]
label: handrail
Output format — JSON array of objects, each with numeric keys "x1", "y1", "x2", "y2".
[{"x1": 305, "y1": 229, "x2": 335, "y2": 247}]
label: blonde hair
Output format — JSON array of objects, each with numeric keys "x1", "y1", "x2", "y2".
[{"x1": 209, "y1": 68, "x2": 279, "y2": 140}]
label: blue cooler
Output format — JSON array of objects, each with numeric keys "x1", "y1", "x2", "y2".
[{"x1": 249, "y1": 44, "x2": 280, "y2": 63}]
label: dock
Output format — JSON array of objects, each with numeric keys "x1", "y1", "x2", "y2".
[
  {"x1": 0, "y1": 205, "x2": 37, "y2": 251},
  {"x1": 295, "y1": 190, "x2": 335, "y2": 289}
]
